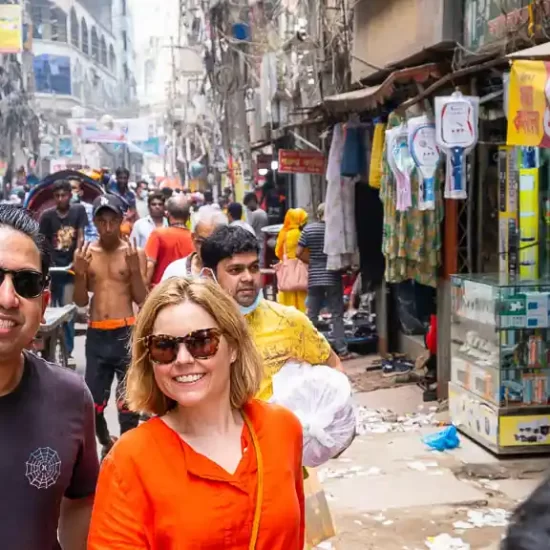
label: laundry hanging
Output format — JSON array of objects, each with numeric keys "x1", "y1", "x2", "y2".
[{"x1": 324, "y1": 123, "x2": 358, "y2": 271}]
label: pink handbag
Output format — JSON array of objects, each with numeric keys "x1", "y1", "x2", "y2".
[{"x1": 274, "y1": 246, "x2": 308, "y2": 292}]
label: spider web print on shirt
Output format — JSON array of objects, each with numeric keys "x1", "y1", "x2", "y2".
[{"x1": 25, "y1": 447, "x2": 62, "y2": 490}]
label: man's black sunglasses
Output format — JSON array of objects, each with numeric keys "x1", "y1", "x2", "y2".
[{"x1": 0, "y1": 268, "x2": 49, "y2": 299}]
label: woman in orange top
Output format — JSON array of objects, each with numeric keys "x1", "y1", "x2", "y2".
[{"x1": 88, "y1": 277, "x2": 305, "y2": 550}]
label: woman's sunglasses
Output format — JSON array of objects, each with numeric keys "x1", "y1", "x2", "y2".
[
  {"x1": 0, "y1": 268, "x2": 48, "y2": 299},
  {"x1": 145, "y1": 328, "x2": 223, "y2": 364}
]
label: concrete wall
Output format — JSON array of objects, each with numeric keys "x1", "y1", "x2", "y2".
[{"x1": 351, "y1": 0, "x2": 462, "y2": 82}]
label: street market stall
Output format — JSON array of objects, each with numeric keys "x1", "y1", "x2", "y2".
[{"x1": 450, "y1": 274, "x2": 550, "y2": 455}]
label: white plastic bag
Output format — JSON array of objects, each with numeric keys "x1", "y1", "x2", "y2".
[{"x1": 271, "y1": 361, "x2": 356, "y2": 468}]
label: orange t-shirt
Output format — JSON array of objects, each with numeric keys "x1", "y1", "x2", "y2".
[
  {"x1": 88, "y1": 400, "x2": 305, "y2": 550},
  {"x1": 145, "y1": 226, "x2": 195, "y2": 285}
]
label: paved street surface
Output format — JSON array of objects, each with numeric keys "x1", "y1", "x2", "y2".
[{"x1": 72, "y1": 337, "x2": 548, "y2": 549}]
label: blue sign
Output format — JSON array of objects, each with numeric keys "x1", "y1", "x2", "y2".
[
  {"x1": 58, "y1": 137, "x2": 73, "y2": 157},
  {"x1": 134, "y1": 137, "x2": 163, "y2": 156},
  {"x1": 33, "y1": 54, "x2": 71, "y2": 95}
]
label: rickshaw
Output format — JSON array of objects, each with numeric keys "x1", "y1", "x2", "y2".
[{"x1": 24, "y1": 170, "x2": 105, "y2": 368}]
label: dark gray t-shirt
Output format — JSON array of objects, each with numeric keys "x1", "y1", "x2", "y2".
[{"x1": 0, "y1": 352, "x2": 99, "y2": 550}]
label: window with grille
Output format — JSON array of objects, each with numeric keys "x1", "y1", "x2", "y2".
[
  {"x1": 100, "y1": 37, "x2": 107, "y2": 67},
  {"x1": 70, "y1": 8, "x2": 79, "y2": 48},
  {"x1": 109, "y1": 45, "x2": 116, "y2": 73},
  {"x1": 31, "y1": 5, "x2": 48, "y2": 40},
  {"x1": 81, "y1": 18, "x2": 89, "y2": 54},
  {"x1": 51, "y1": 8, "x2": 67, "y2": 42},
  {"x1": 91, "y1": 27, "x2": 99, "y2": 61}
]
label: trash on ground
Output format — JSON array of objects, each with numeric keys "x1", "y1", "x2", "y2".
[
  {"x1": 423, "y1": 425, "x2": 460, "y2": 451},
  {"x1": 453, "y1": 521, "x2": 474, "y2": 530},
  {"x1": 356, "y1": 406, "x2": 438, "y2": 436},
  {"x1": 318, "y1": 466, "x2": 364, "y2": 482},
  {"x1": 425, "y1": 534, "x2": 470, "y2": 550},
  {"x1": 407, "y1": 461, "x2": 439, "y2": 472},
  {"x1": 478, "y1": 479, "x2": 501, "y2": 491},
  {"x1": 466, "y1": 508, "x2": 509, "y2": 528}
]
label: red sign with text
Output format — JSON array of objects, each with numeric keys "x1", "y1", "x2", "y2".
[{"x1": 278, "y1": 149, "x2": 325, "y2": 175}]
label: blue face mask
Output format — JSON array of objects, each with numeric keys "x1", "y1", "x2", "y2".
[{"x1": 240, "y1": 289, "x2": 263, "y2": 316}]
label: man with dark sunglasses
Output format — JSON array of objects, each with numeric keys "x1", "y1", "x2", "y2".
[
  {"x1": 0, "y1": 205, "x2": 98, "y2": 549},
  {"x1": 201, "y1": 225, "x2": 344, "y2": 402},
  {"x1": 73, "y1": 194, "x2": 146, "y2": 459}
]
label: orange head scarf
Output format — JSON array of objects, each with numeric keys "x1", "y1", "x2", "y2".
[{"x1": 275, "y1": 208, "x2": 308, "y2": 259}]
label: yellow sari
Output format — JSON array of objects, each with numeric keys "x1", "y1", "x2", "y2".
[{"x1": 275, "y1": 208, "x2": 308, "y2": 313}]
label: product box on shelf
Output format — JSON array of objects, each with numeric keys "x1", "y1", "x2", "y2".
[{"x1": 451, "y1": 274, "x2": 550, "y2": 455}]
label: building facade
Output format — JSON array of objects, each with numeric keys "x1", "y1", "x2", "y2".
[{"x1": 29, "y1": 0, "x2": 137, "y2": 169}]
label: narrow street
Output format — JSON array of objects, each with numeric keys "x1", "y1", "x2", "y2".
[{"x1": 73, "y1": 335, "x2": 547, "y2": 549}]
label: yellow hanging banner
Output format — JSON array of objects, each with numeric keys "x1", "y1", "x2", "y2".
[
  {"x1": 507, "y1": 60, "x2": 550, "y2": 147},
  {"x1": 0, "y1": 5, "x2": 22, "y2": 54}
]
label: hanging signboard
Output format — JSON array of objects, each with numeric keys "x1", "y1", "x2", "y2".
[
  {"x1": 0, "y1": 5, "x2": 22, "y2": 54},
  {"x1": 435, "y1": 91, "x2": 479, "y2": 200},
  {"x1": 506, "y1": 60, "x2": 550, "y2": 147},
  {"x1": 278, "y1": 149, "x2": 325, "y2": 175},
  {"x1": 464, "y1": 0, "x2": 533, "y2": 52}
]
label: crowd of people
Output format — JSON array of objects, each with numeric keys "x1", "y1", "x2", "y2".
[
  {"x1": 0, "y1": 165, "x2": 547, "y2": 549},
  {"x1": 0, "y1": 166, "x2": 347, "y2": 549}
]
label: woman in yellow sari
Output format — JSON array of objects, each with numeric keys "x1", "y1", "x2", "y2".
[{"x1": 275, "y1": 208, "x2": 308, "y2": 312}]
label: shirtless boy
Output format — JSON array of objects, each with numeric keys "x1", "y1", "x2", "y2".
[{"x1": 73, "y1": 194, "x2": 147, "y2": 457}]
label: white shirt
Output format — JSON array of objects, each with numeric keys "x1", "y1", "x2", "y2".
[
  {"x1": 130, "y1": 216, "x2": 168, "y2": 249},
  {"x1": 162, "y1": 253, "x2": 196, "y2": 281},
  {"x1": 230, "y1": 220, "x2": 256, "y2": 236}
]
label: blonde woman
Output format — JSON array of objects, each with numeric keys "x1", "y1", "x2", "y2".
[{"x1": 88, "y1": 278, "x2": 305, "y2": 549}]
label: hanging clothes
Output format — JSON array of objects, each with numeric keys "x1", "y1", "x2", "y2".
[
  {"x1": 369, "y1": 122, "x2": 386, "y2": 190},
  {"x1": 341, "y1": 125, "x2": 366, "y2": 177},
  {"x1": 324, "y1": 123, "x2": 358, "y2": 271},
  {"x1": 380, "y1": 112, "x2": 443, "y2": 288}
]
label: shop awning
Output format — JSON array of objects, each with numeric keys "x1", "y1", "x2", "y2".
[
  {"x1": 507, "y1": 42, "x2": 550, "y2": 59},
  {"x1": 323, "y1": 63, "x2": 442, "y2": 113}
]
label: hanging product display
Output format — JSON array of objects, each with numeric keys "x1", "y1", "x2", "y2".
[
  {"x1": 435, "y1": 91, "x2": 479, "y2": 200},
  {"x1": 407, "y1": 116, "x2": 441, "y2": 211},
  {"x1": 385, "y1": 124, "x2": 414, "y2": 211},
  {"x1": 381, "y1": 112, "x2": 443, "y2": 289},
  {"x1": 518, "y1": 147, "x2": 540, "y2": 279},
  {"x1": 497, "y1": 146, "x2": 519, "y2": 277}
]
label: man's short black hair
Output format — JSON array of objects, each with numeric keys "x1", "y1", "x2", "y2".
[
  {"x1": 244, "y1": 192, "x2": 257, "y2": 206},
  {"x1": 161, "y1": 187, "x2": 173, "y2": 199},
  {"x1": 53, "y1": 179, "x2": 71, "y2": 194},
  {"x1": 204, "y1": 190, "x2": 213, "y2": 203},
  {"x1": 0, "y1": 205, "x2": 50, "y2": 276},
  {"x1": 201, "y1": 225, "x2": 260, "y2": 271},
  {"x1": 227, "y1": 202, "x2": 243, "y2": 221},
  {"x1": 147, "y1": 191, "x2": 165, "y2": 206},
  {"x1": 116, "y1": 167, "x2": 130, "y2": 177}
]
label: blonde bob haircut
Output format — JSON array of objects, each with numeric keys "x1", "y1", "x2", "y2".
[{"x1": 126, "y1": 277, "x2": 264, "y2": 416}]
